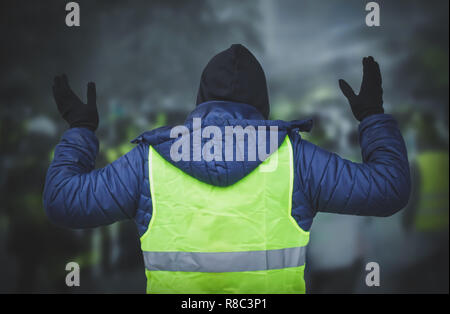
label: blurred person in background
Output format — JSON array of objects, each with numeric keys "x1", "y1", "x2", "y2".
[
  {"x1": 43, "y1": 44, "x2": 410, "y2": 293},
  {"x1": 399, "y1": 113, "x2": 449, "y2": 292}
]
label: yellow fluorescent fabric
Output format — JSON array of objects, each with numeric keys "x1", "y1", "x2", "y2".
[
  {"x1": 141, "y1": 136, "x2": 309, "y2": 293},
  {"x1": 144, "y1": 266, "x2": 306, "y2": 294},
  {"x1": 415, "y1": 151, "x2": 449, "y2": 231}
]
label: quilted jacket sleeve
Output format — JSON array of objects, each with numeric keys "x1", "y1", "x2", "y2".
[
  {"x1": 43, "y1": 127, "x2": 145, "y2": 228},
  {"x1": 294, "y1": 114, "x2": 411, "y2": 217}
]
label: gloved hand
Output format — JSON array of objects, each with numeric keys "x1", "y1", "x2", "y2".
[
  {"x1": 339, "y1": 56, "x2": 384, "y2": 121},
  {"x1": 52, "y1": 74, "x2": 99, "y2": 131}
]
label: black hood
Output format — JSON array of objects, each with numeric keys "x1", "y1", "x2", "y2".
[{"x1": 196, "y1": 44, "x2": 270, "y2": 119}]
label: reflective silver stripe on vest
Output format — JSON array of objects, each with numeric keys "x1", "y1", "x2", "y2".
[{"x1": 143, "y1": 246, "x2": 306, "y2": 272}]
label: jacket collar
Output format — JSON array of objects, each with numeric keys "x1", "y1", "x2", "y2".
[
  {"x1": 132, "y1": 100, "x2": 313, "y2": 146},
  {"x1": 131, "y1": 100, "x2": 313, "y2": 187}
]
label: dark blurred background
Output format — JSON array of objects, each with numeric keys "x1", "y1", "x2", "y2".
[{"x1": 0, "y1": 0, "x2": 448, "y2": 293}]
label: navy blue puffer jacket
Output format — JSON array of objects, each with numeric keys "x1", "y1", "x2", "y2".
[{"x1": 43, "y1": 100, "x2": 411, "y2": 235}]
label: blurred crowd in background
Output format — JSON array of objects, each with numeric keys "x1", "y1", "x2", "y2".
[{"x1": 0, "y1": 0, "x2": 448, "y2": 293}]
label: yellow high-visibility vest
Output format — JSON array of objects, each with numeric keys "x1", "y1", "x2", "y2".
[{"x1": 140, "y1": 136, "x2": 309, "y2": 293}]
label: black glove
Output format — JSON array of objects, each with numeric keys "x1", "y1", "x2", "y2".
[
  {"x1": 52, "y1": 74, "x2": 99, "y2": 131},
  {"x1": 339, "y1": 56, "x2": 384, "y2": 121}
]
